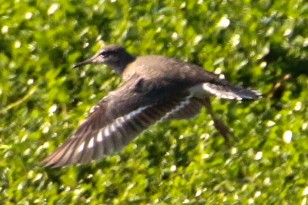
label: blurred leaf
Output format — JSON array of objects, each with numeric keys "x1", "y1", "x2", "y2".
[{"x1": 0, "y1": 0, "x2": 307, "y2": 204}]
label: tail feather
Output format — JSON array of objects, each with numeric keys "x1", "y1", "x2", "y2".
[{"x1": 202, "y1": 82, "x2": 262, "y2": 100}]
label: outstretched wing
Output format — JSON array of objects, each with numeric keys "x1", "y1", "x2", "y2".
[{"x1": 42, "y1": 75, "x2": 191, "y2": 168}]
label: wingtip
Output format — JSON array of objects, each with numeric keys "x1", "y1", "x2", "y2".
[
  {"x1": 41, "y1": 157, "x2": 77, "y2": 168},
  {"x1": 41, "y1": 156, "x2": 62, "y2": 168}
]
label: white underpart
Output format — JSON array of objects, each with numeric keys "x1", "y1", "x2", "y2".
[
  {"x1": 77, "y1": 106, "x2": 149, "y2": 153},
  {"x1": 160, "y1": 94, "x2": 193, "y2": 122},
  {"x1": 202, "y1": 83, "x2": 242, "y2": 100}
]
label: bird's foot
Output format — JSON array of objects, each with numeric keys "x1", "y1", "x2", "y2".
[{"x1": 213, "y1": 118, "x2": 234, "y2": 145}]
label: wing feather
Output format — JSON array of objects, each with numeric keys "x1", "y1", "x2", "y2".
[{"x1": 42, "y1": 75, "x2": 192, "y2": 167}]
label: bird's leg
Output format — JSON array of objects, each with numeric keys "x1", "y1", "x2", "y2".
[{"x1": 203, "y1": 98, "x2": 233, "y2": 143}]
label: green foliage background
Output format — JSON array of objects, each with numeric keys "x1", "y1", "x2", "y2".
[{"x1": 0, "y1": 0, "x2": 307, "y2": 204}]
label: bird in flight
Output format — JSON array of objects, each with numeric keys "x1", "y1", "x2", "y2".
[{"x1": 42, "y1": 45, "x2": 261, "y2": 168}]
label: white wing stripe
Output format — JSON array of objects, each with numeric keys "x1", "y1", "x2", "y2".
[
  {"x1": 123, "y1": 106, "x2": 149, "y2": 121},
  {"x1": 97, "y1": 131, "x2": 103, "y2": 142},
  {"x1": 160, "y1": 94, "x2": 193, "y2": 122},
  {"x1": 110, "y1": 124, "x2": 117, "y2": 132},
  {"x1": 104, "y1": 126, "x2": 111, "y2": 137},
  {"x1": 86, "y1": 105, "x2": 150, "y2": 150},
  {"x1": 77, "y1": 142, "x2": 85, "y2": 153},
  {"x1": 88, "y1": 137, "x2": 95, "y2": 149}
]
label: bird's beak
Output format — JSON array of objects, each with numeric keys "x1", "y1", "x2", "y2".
[{"x1": 73, "y1": 54, "x2": 99, "y2": 68}]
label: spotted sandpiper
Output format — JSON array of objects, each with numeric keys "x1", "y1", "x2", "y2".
[{"x1": 43, "y1": 45, "x2": 261, "y2": 167}]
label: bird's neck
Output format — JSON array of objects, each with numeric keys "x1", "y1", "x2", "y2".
[{"x1": 112, "y1": 54, "x2": 136, "y2": 75}]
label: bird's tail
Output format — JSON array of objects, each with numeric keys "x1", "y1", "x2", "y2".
[{"x1": 201, "y1": 82, "x2": 262, "y2": 100}]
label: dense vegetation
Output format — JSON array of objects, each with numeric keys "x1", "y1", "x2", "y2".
[{"x1": 0, "y1": 0, "x2": 307, "y2": 204}]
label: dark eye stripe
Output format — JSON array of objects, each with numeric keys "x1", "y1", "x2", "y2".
[{"x1": 100, "y1": 50, "x2": 115, "y2": 56}]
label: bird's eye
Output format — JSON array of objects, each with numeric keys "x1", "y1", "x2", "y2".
[{"x1": 100, "y1": 51, "x2": 113, "y2": 57}]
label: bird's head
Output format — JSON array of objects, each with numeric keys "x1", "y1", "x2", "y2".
[{"x1": 74, "y1": 45, "x2": 135, "y2": 74}]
